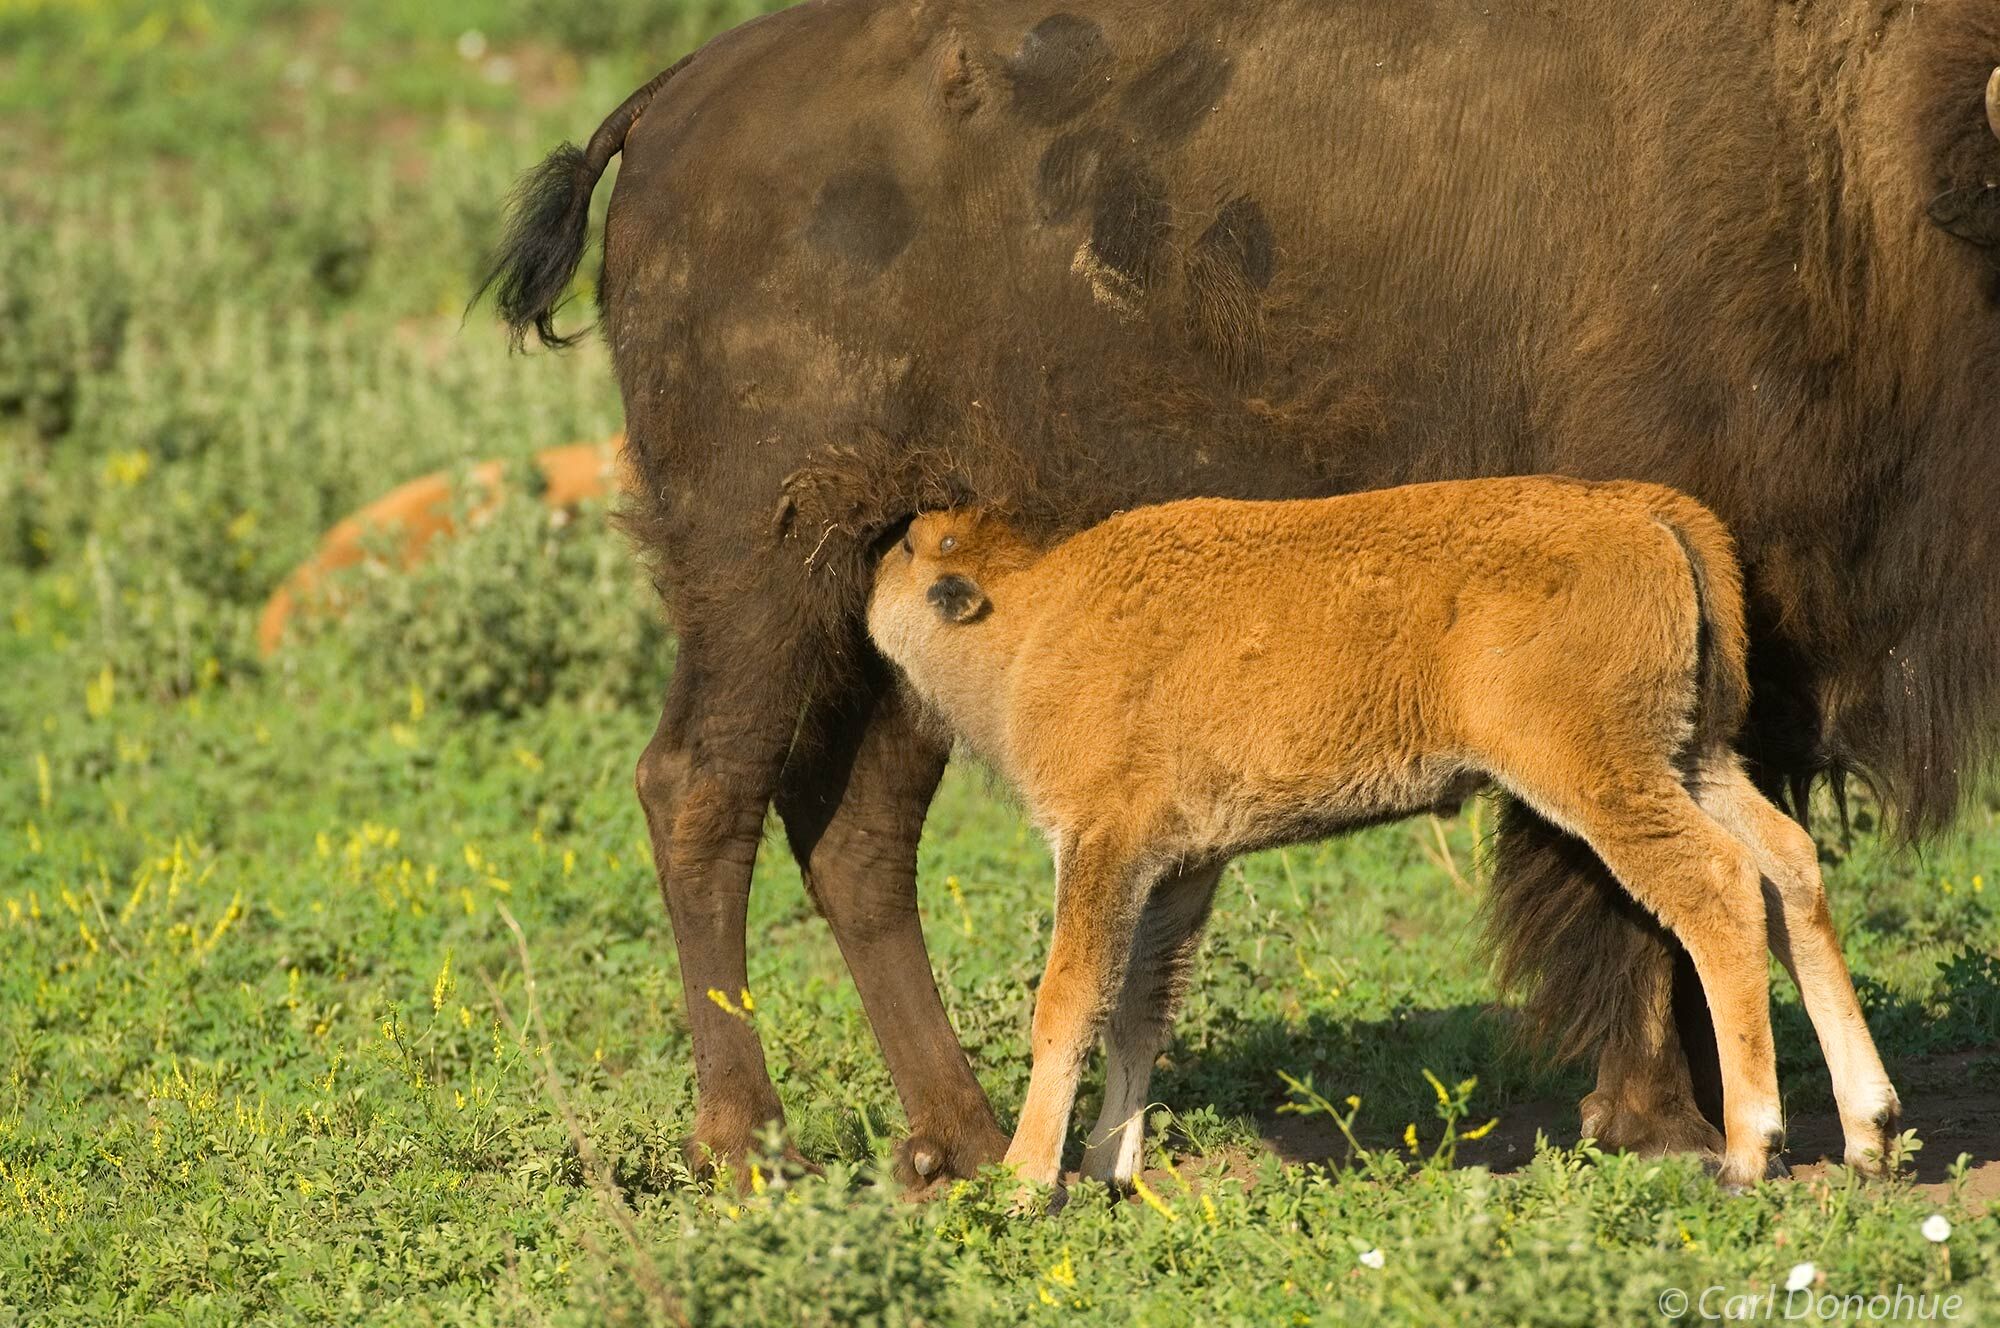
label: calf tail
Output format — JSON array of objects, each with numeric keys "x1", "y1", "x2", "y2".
[
  {"x1": 471, "y1": 56, "x2": 692, "y2": 349},
  {"x1": 1486, "y1": 490, "x2": 1751, "y2": 1062},
  {"x1": 1649, "y1": 493, "x2": 1751, "y2": 765}
]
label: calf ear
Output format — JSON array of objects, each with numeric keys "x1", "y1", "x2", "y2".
[
  {"x1": 1930, "y1": 184, "x2": 2000, "y2": 248},
  {"x1": 926, "y1": 573, "x2": 991, "y2": 624}
]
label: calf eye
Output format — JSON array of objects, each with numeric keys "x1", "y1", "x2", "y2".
[
  {"x1": 939, "y1": 535, "x2": 957, "y2": 553},
  {"x1": 901, "y1": 532, "x2": 912, "y2": 554}
]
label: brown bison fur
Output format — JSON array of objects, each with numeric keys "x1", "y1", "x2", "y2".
[
  {"x1": 868, "y1": 479, "x2": 1901, "y2": 1191},
  {"x1": 479, "y1": 0, "x2": 2000, "y2": 1182}
]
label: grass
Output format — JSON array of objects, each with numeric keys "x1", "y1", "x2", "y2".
[{"x1": 2, "y1": 3, "x2": 1997, "y2": 1323}]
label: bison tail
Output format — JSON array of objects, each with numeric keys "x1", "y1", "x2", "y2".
[{"x1": 472, "y1": 58, "x2": 691, "y2": 350}]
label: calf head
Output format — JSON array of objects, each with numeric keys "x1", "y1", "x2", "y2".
[
  {"x1": 866, "y1": 507, "x2": 1040, "y2": 667},
  {"x1": 887, "y1": 510, "x2": 1036, "y2": 609}
]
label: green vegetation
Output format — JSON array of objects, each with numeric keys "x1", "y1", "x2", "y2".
[{"x1": 2, "y1": 3, "x2": 1995, "y2": 1322}]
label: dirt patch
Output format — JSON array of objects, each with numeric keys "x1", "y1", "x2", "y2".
[
  {"x1": 1101, "y1": 1045, "x2": 2000, "y2": 1205},
  {"x1": 1304, "y1": 1046, "x2": 1999, "y2": 1202},
  {"x1": 1785, "y1": 1047, "x2": 2000, "y2": 1203}
]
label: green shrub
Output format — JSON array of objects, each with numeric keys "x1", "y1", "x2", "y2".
[{"x1": 302, "y1": 481, "x2": 672, "y2": 718}]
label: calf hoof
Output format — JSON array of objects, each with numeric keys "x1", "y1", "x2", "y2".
[
  {"x1": 895, "y1": 1115, "x2": 1011, "y2": 1191},
  {"x1": 1711, "y1": 1130, "x2": 1788, "y2": 1193},
  {"x1": 1843, "y1": 1098, "x2": 1904, "y2": 1179},
  {"x1": 1079, "y1": 1141, "x2": 1138, "y2": 1193},
  {"x1": 1580, "y1": 1090, "x2": 1724, "y2": 1163},
  {"x1": 1712, "y1": 1150, "x2": 1787, "y2": 1194},
  {"x1": 1008, "y1": 1178, "x2": 1069, "y2": 1217}
]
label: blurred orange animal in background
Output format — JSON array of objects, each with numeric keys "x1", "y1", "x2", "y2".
[{"x1": 255, "y1": 436, "x2": 629, "y2": 655}]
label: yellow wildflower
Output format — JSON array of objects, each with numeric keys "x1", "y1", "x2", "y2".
[
  {"x1": 84, "y1": 665, "x2": 114, "y2": 719},
  {"x1": 432, "y1": 950, "x2": 454, "y2": 1010},
  {"x1": 1131, "y1": 1176, "x2": 1178, "y2": 1222}
]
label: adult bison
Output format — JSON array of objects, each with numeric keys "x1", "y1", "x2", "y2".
[{"x1": 479, "y1": 0, "x2": 2000, "y2": 1184}]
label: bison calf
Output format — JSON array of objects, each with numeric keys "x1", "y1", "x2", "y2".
[{"x1": 868, "y1": 477, "x2": 1899, "y2": 1193}]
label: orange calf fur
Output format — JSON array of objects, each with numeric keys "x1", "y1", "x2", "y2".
[
  {"x1": 867, "y1": 477, "x2": 1899, "y2": 1193},
  {"x1": 256, "y1": 438, "x2": 627, "y2": 655}
]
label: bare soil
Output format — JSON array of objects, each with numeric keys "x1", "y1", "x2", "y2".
[{"x1": 1248, "y1": 1045, "x2": 2000, "y2": 1203}]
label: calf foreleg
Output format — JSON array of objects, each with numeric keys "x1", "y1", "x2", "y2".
[{"x1": 1005, "y1": 834, "x2": 1154, "y2": 1192}]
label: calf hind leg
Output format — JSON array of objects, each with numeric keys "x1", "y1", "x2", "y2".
[
  {"x1": 776, "y1": 670, "x2": 1010, "y2": 1188},
  {"x1": 1692, "y1": 762, "x2": 1902, "y2": 1174},
  {"x1": 1515, "y1": 777, "x2": 1783, "y2": 1188},
  {"x1": 1080, "y1": 863, "x2": 1223, "y2": 1189},
  {"x1": 1490, "y1": 808, "x2": 1724, "y2": 1159}
]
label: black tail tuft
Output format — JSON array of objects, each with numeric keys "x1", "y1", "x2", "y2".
[
  {"x1": 473, "y1": 142, "x2": 598, "y2": 351},
  {"x1": 471, "y1": 59, "x2": 692, "y2": 350}
]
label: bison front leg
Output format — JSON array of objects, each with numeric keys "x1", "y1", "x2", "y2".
[
  {"x1": 1581, "y1": 944, "x2": 1728, "y2": 1163},
  {"x1": 637, "y1": 644, "x2": 801, "y2": 1179},
  {"x1": 776, "y1": 667, "x2": 1009, "y2": 1189}
]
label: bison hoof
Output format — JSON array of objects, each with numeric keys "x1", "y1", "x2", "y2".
[
  {"x1": 684, "y1": 1122, "x2": 818, "y2": 1190},
  {"x1": 1580, "y1": 1091, "x2": 1725, "y2": 1162},
  {"x1": 894, "y1": 1117, "x2": 1012, "y2": 1192}
]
